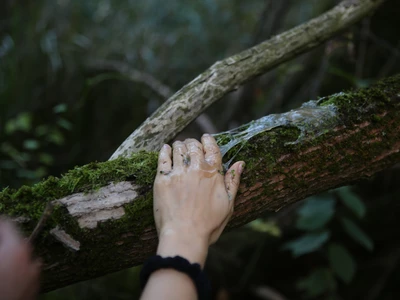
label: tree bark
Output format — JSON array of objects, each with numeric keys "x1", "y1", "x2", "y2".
[
  {"x1": 1, "y1": 75, "x2": 399, "y2": 292},
  {"x1": 110, "y1": 0, "x2": 384, "y2": 158}
]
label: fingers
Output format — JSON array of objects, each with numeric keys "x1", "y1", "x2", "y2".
[
  {"x1": 201, "y1": 134, "x2": 222, "y2": 167},
  {"x1": 224, "y1": 161, "x2": 245, "y2": 201},
  {"x1": 185, "y1": 139, "x2": 204, "y2": 166},
  {"x1": 0, "y1": 218, "x2": 21, "y2": 249},
  {"x1": 172, "y1": 141, "x2": 188, "y2": 168},
  {"x1": 157, "y1": 144, "x2": 172, "y2": 175},
  {"x1": 0, "y1": 219, "x2": 40, "y2": 300}
]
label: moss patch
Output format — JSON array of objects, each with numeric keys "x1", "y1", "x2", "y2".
[
  {"x1": 0, "y1": 151, "x2": 158, "y2": 220},
  {"x1": 318, "y1": 74, "x2": 400, "y2": 122}
]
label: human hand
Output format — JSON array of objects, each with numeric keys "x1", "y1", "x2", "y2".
[
  {"x1": 0, "y1": 218, "x2": 40, "y2": 300},
  {"x1": 153, "y1": 134, "x2": 245, "y2": 264}
]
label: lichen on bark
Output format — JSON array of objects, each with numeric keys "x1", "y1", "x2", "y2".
[{"x1": 215, "y1": 100, "x2": 339, "y2": 169}]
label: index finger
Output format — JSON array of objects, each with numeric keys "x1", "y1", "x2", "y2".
[
  {"x1": 201, "y1": 134, "x2": 222, "y2": 167},
  {"x1": 157, "y1": 144, "x2": 172, "y2": 175},
  {"x1": 0, "y1": 219, "x2": 21, "y2": 249}
]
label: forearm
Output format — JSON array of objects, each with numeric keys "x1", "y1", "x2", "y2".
[
  {"x1": 141, "y1": 268, "x2": 198, "y2": 300},
  {"x1": 140, "y1": 231, "x2": 208, "y2": 300}
]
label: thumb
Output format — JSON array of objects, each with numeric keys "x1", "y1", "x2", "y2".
[{"x1": 224, "y1": 161, "x2": 245, "y2": 201}]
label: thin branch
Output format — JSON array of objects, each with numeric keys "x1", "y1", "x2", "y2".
[
  {"x1": 356, "y1": 18, "x2": 370, "y2": 79},
  {"x1": 377, "y1": 40, "x2": 400, "y2": 78},
  {"x1": 86, "y1": 59, "x2": 218, "y2": 135},
  {"x1": 310, "y1": 46, "x2": 330, "y2": 99},
  {"x1": 110, "y1": 0, "x2": 384, "y2": 159},
  {"x1": 251, "y1": 286, "x2": 287, "y2": 300},
  {"x1": 368, "y1": 32, "x2": 400, "y2": 57},
  {"x1": 85, "y1": 59, "x2": 173, "y2": 99},
  {"x1": 366, "y1": 247, "x2": 400, "y2": 300}
]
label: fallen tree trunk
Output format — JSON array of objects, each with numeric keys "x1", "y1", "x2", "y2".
[{"x1": 1, "y1": 75, "x2": 399, "y2": 292}]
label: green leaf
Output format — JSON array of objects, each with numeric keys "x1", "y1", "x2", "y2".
[
  {"x1": 296, "y1": 197, "x2": 335, "y2": 231},
  {"x1": 248, "y1": 219, "x2": 281, "y2": 237},
  {"x1": 340, "y1": 217, "x2": 373, "y2": 251},
  {"x1": 15, "y1": 112, "x2": 32, "y2": 132},
  {"x1": 328, "y1": 243, "x2": 356, "y2": 284},
  {"x1": 337, "y1": 187, "x2": 366, "y2": 219},
  {"x1": 53, "y1": 103, "x2": 68, "y2": 114},
  {"x1": 297, "y1": 268, "x2": 336, "y2": 297},
  {"x1": 0, "y1": 160, "x2": 17, "y2": 169},
  {"x1": 283, "y1": 231, "x2": 330, "y2": 257},
  {"x1": 57, "y1": 118, "x2": 72, "y2": 130},
  {"x1": 35, "y1": 125, "x2": 49, "y2": 136},
  {"x1": 16, "y1": 169, "x2": 39, "y2": 179},
  {"x1": 39, "y1": 153, "x2": 54, "y2": 165},
  {"x1": 34, "y1": 167, "x2": 47, "y2": 178},
  {"x1": 5, "y1": 120, "x2": 16, "y2": 134},
  {"x1": 47, "y1": 129, "x2": 65, "y2": 145},
  {"x1": 23, "y1": 139, "x2": 40, "y2": 150}
]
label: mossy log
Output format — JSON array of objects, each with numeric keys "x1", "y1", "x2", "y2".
[{"x1": 1, "y1": 75, "x2": 400, "y2": 292}]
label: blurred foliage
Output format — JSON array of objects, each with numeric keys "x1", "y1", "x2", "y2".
[
  {"x1": 0, "y1": 104, "x2": 71, "y2": 185},
  {"x1": 283, "y1": 188, "x2": 373, "y2": 298},
  {"x1": 0, "y1": 0, "x2": 399, "y2": 299}
]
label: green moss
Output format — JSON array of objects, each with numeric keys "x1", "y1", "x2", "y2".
[
  {"x1": 215, "y1": 133, "x2": 233, "y2": 146},
  {"x1": 217, "y1": 74, "x2": 400, "y2": 212},
  {"x1": 319, "y1": 74, "x2": 400, "y2": 120},
  {"x1": 0, "y1": 151, "x2": 158, "y2": 220},
  {"x1": 221, "y1": 126, "x2": 300, "y2": 187}
]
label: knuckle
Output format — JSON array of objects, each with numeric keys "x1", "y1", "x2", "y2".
[
  {"x1": 206, "y1": 145, "x2": 220, "y2": 154},
  {"x1": 187, "y1": 139, "x2": 202, "y2": 148},
  {"x1": 185, "y1": 138, "x2": 198, "y2": 143},
  {"x1": 212, "y1": 149, "x2": 221, "y2": 155},
  {"x1": 206, "y1": 158, "x2": 216, "y2": 165}
]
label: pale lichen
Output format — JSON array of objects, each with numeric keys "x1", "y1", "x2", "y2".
[{"x1": 214, "y1": 100, "x2": 339, "y2": 169}]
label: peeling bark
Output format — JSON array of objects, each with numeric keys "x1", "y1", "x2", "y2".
[
  {"x1": 58, "y1": 182, "x2": 140, "y2": 229},
  {"x1": 1, "y1": 75, "x2": 399, "y2": 292}
]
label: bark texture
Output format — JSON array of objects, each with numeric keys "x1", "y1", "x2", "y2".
[
  {"x1": 110, "y1": 0, "x2": 384, "y2": 159},
  {"x1": 1, "y1": 75, "x2": 399, "y2": 292}
]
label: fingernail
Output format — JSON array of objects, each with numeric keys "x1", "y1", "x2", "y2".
[
  {"x1": 163, "y1": 144, "x2": 169, "y2": 149},
  {"x1": 239, "y1": 162, "x2": 245, "y2": 174}
]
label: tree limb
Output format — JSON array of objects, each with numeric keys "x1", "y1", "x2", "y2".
[
  {"x1": 1, "y1": 74, "x2": 399, "y2": 292},
  {"x1": 86, "y1": 59, "x2": 218, "y2": 134},
  {"x1": 110, "y1": 0, "x2": 384, "y2": 159}
]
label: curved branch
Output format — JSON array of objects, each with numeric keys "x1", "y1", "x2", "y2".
[
  {"x1": 85, "y1": 59, "x2": 173, "y2": 99},
  {"x1": 110, "y1": 0, "x2": 384, "y2": 159},
  {"x1": 1, "y1": 75, "x2": 399, "y2": 292},
  {"x1": 86, "y1": 59, "x2": 218, "y2": 134}
]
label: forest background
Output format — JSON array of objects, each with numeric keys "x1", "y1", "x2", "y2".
[{"x1": 1, "y1": 0, "x2": 400, "y2": 299}]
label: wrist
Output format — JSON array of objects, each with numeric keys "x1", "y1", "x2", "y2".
[{"x1": 157, "y1": 228, "x2": 208, "y2": 268}]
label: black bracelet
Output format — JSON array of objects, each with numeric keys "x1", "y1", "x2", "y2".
[{"x1": 140, "y1": 255, "x2": 211, "y2": 300}]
